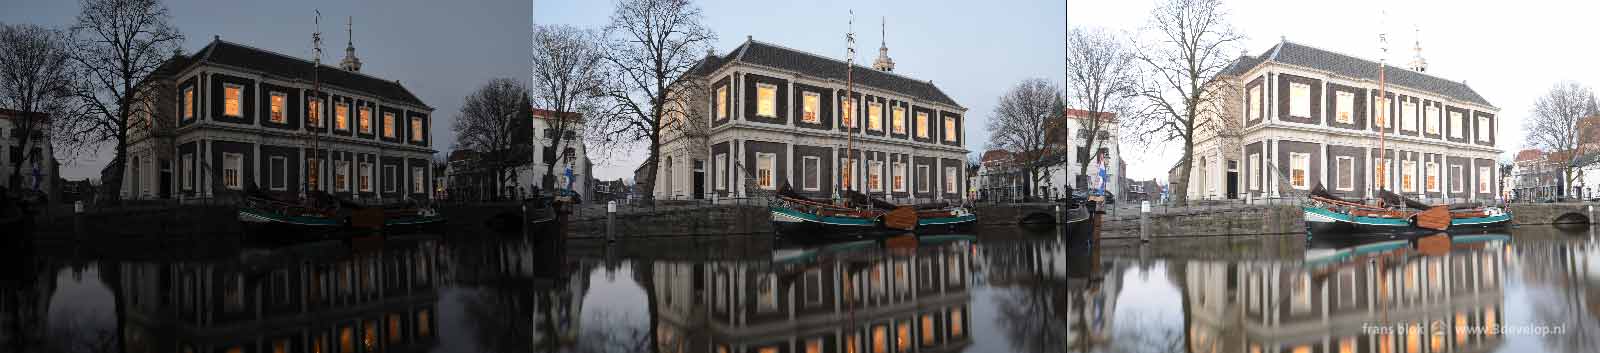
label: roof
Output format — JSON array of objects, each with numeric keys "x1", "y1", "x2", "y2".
[
  {"x1": 1221, "y1": 40, "x2": 1492, "y2": 107},
  {"x1": 979, "y1": 149, "x2": 1013, "y2": 164},
  {"x1": 182, "y1": 39, "x2": 428, "y2": 107},
  {"x1": 531, "y1": 107, "x2": 582, "y2": 120},
  {"x1": 0, "y1": 108, "x2": 48, "y2": 122},
  {"x1": 1064, "y1": 108, "x2": 1115, "y2": 122},
  {"x1": 1514, "y1": 149, "x2": 1545, "y2": 162},
  {"x1": 693, "y1": 39, "x2": 961, "y2": 108},
  {"x1": 448, "y1": 149, "x2": 480, "y2": 162}
]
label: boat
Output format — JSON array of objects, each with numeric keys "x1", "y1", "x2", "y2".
[
  {"x1": 1065, "y1": 186, "x2": 1099, "y2": 245},
  {"x1": 238, "y1": 185, "x2": 445, "y2": 231},
  {"x1": 1302, "y1": 184, "x2": 1511, "y2": 237}
]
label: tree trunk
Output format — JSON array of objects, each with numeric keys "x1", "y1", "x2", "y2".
[{"x1": 1172, "y1": 141, "x2": 1194, "y2": 206}]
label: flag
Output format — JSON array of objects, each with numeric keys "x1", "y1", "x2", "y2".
[
  {"x1": 1096, "y1": 151, "x2": 1108, "y2": 195},
  {"x1": 564, "y1": 165, "x2": 575, "y2": 191}
]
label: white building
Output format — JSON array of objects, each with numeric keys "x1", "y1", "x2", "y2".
[
  {"x1": 1055, "y1": 109, "x2": 1121, "y2": 198},
  {"x1": 516, "y1": 108, "x2": 590, "y2": 199},
  {"x1": 0, "y1": 109, "x2": 56, "y2": 195},
  {"x1": 1187, "y1": 39, "x2": 1502, "y2": 202}
]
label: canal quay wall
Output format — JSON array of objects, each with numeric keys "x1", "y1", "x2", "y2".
[{"x1": 1094, "y1": 202, "x2": 1600, "y2": 239}]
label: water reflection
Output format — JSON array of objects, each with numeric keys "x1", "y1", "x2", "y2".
[{"x1": 2, "y1": 228, "x2": 1066, "y2": 353}]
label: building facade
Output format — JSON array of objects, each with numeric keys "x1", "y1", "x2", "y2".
[
  {"x1": 517, "y1": 108, "x2": 591, "y2": 199},
  {"x1": 655, "y1": 37, "x2": 970, "y2": 203},
  {"x1": 1056, "y1": 109, "x2": 1121, "y2": 199},
  {"x1": 0, "y1": 109, "x2": 57, "y2": 196},
  {"x1": 124, "y1": 37, "x2": 436, "y2": 202},
  {"x1": 1188, "y1": 40, "x2": 1502, "y2": 203}
]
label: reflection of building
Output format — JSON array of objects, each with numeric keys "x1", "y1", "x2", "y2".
[
  {"x1": 651, "y1": 241, "x2": 974, "y2": 353},
  {"x1": 447, "y1": 233, "x2": 589, "y2": 351},
  {"x1": 114, "y1": 239, "x2": 443, "y2": 353}
]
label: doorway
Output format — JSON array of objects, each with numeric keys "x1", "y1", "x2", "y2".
[
  {"x1": 159, "y1": 158, "x2": 172, "y2": 199},
  {"x1": 1226, "y1": 159, "x2": 1239, "y2": 199},
  {"x1": 693, "y1": 159, "x2": 706, "y2": 199}
]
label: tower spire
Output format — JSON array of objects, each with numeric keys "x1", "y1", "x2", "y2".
[
  {"x1": 340, "y1": 16, "x2": 362, "y2": 72},
  {"x1": 1408, "y1": 26, "x2": 1427, "y2": 72},
  {"x1": 872, "y1": 16, "x2": 894, "y2": 72}
]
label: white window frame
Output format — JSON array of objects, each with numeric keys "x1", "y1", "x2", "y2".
[
  {"x1": 384, "y1": 165, "x2": 397, "y2": 193},
  {"x1": 944, "y1": 166, "x2": 958, "y2": 194},
  {"x1": 714, "y1": 153, "x2": 727, "y2": 191},
  {"x1": 412, "y1": 166, "x2": 425, "y2": 194},
  {"x1": 182, "y1": 153, "x2": 194, "y2": 191},
  {"x1": 1402, "y1": 159, "x2": 1417, "y2": 192},
  {"x1": 182, "y1": 87, "x2": 195, "y2": 121},
  {"x1": 334, "y1": 101, "x2": 349, "y2": 130},
  {"x1": 1248, "y1": 153, "x2": 1260, "y2": 191},
  {"x1": 1247, "y1": 85, "x2": 1261, "y2": 121},
  {"x1": 1289, "y1": 152, "x2": 1310, "y2": 190},
  {"x1": 359, "y1": 161, "x2": 373, "y2": 192},
  {"x1": 892, "y1": 161, "x2": 907, "y2": 192},
  {"x1": 383, "y1": 112, "x2": 396, "y2": 138},
  {"x1": 801, "y1": 156, "x2": 820, "y2": 191},
  {"x1": 1335, "y1": 91, "x2": 1353, "y2": 124},
  {"x1": 915, "y1": 111, "x2": 929, "y2": 138},
  {"x1": 1477, "y1": 115, "x2": 1491, "y2": 142},
  {"x1": 840, "y1": 97, "x2": 857, "y2": 129},
  {"x1": 867, "y1": 101, "x2": 883, "y2": 131},
  {"x1": 1450, "y1": 165, "x2": 1464, "y2": 193},
  {"x1": 222, "y1": 153, "x2": 242, "y2": 190},
  {"x1": 756, "y1": 83, "x2": 778, "y2": 118},
  {"x1": 1450, "y1": 111, "x2": 1465, "y2": 138},
  {"x1": 336, "y1": 160, "x2": 350, "y2": 192},
  {"x1": 868, "y1": 160, "x2": 884, "y2": 192},
  {"x1": 755, "y1": 152, "x2": 776, "y2": 190},
  {"x1": 1425, "y1": 105, "x2": 1440, "y2": 135},
  {"x1": 839, "y1": 157, "x2": 857, "y2": 191},
  {"x1": 1478, "y1": 166, "x2": 1491, "y2": 193},
  {"x1": 943, "y1": 116, "x2": 958, "y2": 142},
  {"x1": 1426, "y1": 162, "x2": 1440, "y2": 192},
  {"x1": 269, "y1": 92, "x2": 287, "y2": 123},
  {"x1": 359, "y1": 105, "x2": 372, "y2": 133},
  {"x1": 1336, "y1": 156, "x2": 1354, "y2": 191},
  {"x1": 269, "y1": 156, "x2": 287, "y2": 191},
  {"x1": 1289, "y1": 82, "x2": 1310, "y2": 118},
  {"x1": 411, "y1": 116, "x2": 424, "y2": 142},
  {"x1": 917, "y1": 165, "x2": 930, "y2": 193},
  {"x1": 801, "y1": 91, "x2": 820, "y2": 124},
  {"x1": 715, "y1": 86, "x2": 728, "y2": 120},
  {"x1": 1401, "y1": 100, "x2": 1417, "y2": 132},
  {"x1": 892, "y1": 106, "x2": 906, "y2": 134},
  {"x1": 223, "y1": 83, "x2": 243, "y2": 118}
]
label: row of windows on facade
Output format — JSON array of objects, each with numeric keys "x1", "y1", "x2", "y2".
[
  {"x1": 727, "y1": 253, "x2": 965, "y2": 312},
  {"x1": 1250, "y1": 83, "x2": 1493, "y2": 141},
  {"x1": 716, "y1": 84, "x2": 959, "y2": 143},
  {"x1": 182, "y1": 85, "x2": 425, "y2": 142},
  {"x1": 715, "y1": 309, "x2": 965, "y2": 353},
  {"x1": 180, "y1": 153, "x2": 426, "y2": 194},
  {"x1": 1250, "y1": 152, "x2": 1494, "y2": 195},
  {"x1": 205, "y1": 309, "x2": 434, "y2": 353},
  {"x1": 1, "y1": 145, "x2": 43, "y2": 166},
  {"x1": 710, "y1": 153, "x2": 960, "y2": 194}
]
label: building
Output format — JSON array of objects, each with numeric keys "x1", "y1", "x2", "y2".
[
  {"x1": 1511, "y1": 149, "x2": 1562, "y2": 201},
  {"x1": 516, "y1": 108, "x2": 591, "y2": 199},
  {"x1": 975, "y1": 149, "x2": 1027, "y2": 202},
  {"x1": 1187, "y1": 39, "x2": 1502, "y2": 202},
  {"x1": 1056, "y1": 109, "x2": 1121, "y2": 198},
  {"x1": 0, "y1": 109, "x2": 57, "y2": 196},
  {"x1": 654, "y1": 36, "x2": 970, "y2": 203},
  {"x1": 124, "y1": 35, "x2": 436, "y2": 201}
]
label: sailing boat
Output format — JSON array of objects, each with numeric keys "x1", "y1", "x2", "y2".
[
  {"x1": 1301, "y1": 29, "x2": 1508, "y2": 237},
  {"x1": 768, "y1": 12, "x2": 974, "y2": 239}
]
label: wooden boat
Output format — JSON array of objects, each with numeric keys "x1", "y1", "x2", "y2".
[
  {"x1": 238, "y1": 185, "x2": 444, "y2": 231},
  {"x1": 1302, "y1": 184, "x2": 1510, "y2": 237},
  {"x1": 769, "y1": 184, "x2": 976, "y2": 239}
]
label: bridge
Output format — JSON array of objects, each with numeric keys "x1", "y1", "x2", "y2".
[{"x1": 1503, "y1": 203, "x2": 1596, "y2": 225}]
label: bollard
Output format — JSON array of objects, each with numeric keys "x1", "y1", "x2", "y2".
[
  {"x1": 1590, "y1": 205, "x2": 1595, "y2": 225},
  {"x1": 1055, "y1": 204, "x2": 1063, "y2": 224},
  {"x1": 606, "y1": 201, "x2": 618, "y2": 243},
  {"x1": 74, "y1": 201, "x2": 84, "y2": 214},
  {"x1": 1140, "y1": 201, "x2": 1151, "y2": 243}
]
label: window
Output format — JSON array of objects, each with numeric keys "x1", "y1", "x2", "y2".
[
  {"x1": 269, "y1": 156, "x2": 286, "y2": 190},
  {"x1": 801, "y1": 92, "x2": 820, "y2": 123},
  {"x1": 223, "y1": 84, "x2": 243, "y2": 117},
  {"x1": 715, "y1": 86, "x2": 728, "y2": 120},
  {"x1": 943, "y1": 116, "x2": 958, "y2": 142},
  {"x1": 950, "y1": 309, "x2": 964, "y2": 338},
  {"x1": 1402, "y1": 160, "x2": 1417, "y2": 192},
  {"x1": 868, "y1": 160, "x2": 883, "y2": 192},
  {"x1": 411, "y1": 116, "x2": 424, "y2": 142},
  {"x1": 1335, "y1": 91, "x2": 1353, "y2": 124},
  {"x1": 1247, "y1": 85, "x2": 1261, "y2": 121},
  {"x1": 1402, "y1": 100, "x2": 1417, "y2": 131},
  {"x1": 892, "y1": 106, "x2": 906, "y2": 134},
  {"x1": 1375, "y1": 158, "x2": 1392, "y2": 189},
  {"x1": 840, "y1": 157, "x2": 855, "y2": 191},
  {"x1": 1289, "y1": 82, "x2": 1310, "y2": 118},
  {"x1": 1248, "y1": 153, "x2": 1260, "y2": 191},
  {"x1": 336, "y1": 160, "x2": 349, "y2": 192},
  {"x1": 359, "y1": 162, "x2": 372, "y2": 192},
  {"x1": 1450, "y1": 111, "x2": 1464, "y2": 138},
  {"x1": 841, "y1": 97, "x2": 856, "y2": 128},
  {"x1": 269, "y1": 92, "x2": 286, "y2": 123},
  {"x1": 897, "y1": 321, "x2": 912, "y2": 352},
  {"x1": 756, "y1": 153, "x2": 775, "y2": 190},
  {"x1": 359, "y1": 106, "x2": 372, "y2": 133},
  {"x1": 1289, "y1": 152, "x2": 1309, "y2": 190},
  {"x1": 183, "y1": 87, "x2": 194, "y2": 120},
  {"x1": 915, "y1": 111, "x2": 929, "y2": 138},
  {"x1": 182, "y1": 153, "x2": 194, "y2": 190},
  {"x1": 921, "y1": 314, "x2": 935, "y2": 347},
  {"x1": 384, "y1": 165, "x2": 396, "y2": 192},
  {"x1": 307, "y1": 158, "x2": 320, "y2": 191},
  {"x1": 1477, "y1": 115, "x2": 1491, "y2": 141},
  {"x1": 1427, "y1": 162, "x2": 1440, "y2": 192},
  {"x1": 334, "y1": 101, "x2": 348, "y2": 130},
  {"x1": 756, "y1": 83, "x2": 777, "y2": 118},
  {"x1": 802, "y1": 156, "x2": 820, "y2": 191},
  {"x1": 412, "y1": 166, "x2": 425, "y2": 193},
  {"x1": 806, "y1": 338, "x2": 822, "y2": 353},
  {"x1": 1425, "y1": 105, "x2": 1440, "y2": 135},
  {"x1": 1336, "y1": 156, "x2": 1354, "y2": 191},
  {"x1": 1450, "y1": 165, "x2": 1463, "y2": 193},
  {"x1": 1291, "y1": 273, "x2": 1311, "y2": 312},
  {"x1": 1478, "y1": 166, "x2": 1491, "y2": 193},
  {"x1": 223, "y1": 153, "x2": 242, "y2": 190},
  {"x1": 757, "y1": 274, "x2": 777, "y2": 312},
  {"x1": 917, "y1": 165, "x2": 930, "y2": 193},
  {"x1": 893, "y1": 161, "x2": 906, "y2": 192},
  {"x1": 383, "y1": 112, "x2": 396, "y2": 138},
  {"x1": 714, "y1": 153, "x2": 727, "y2": 191},
  {"x1": 944, "y1": 166, "x2": 958, "y2": 194},
  {"x1": 868, "y1": 101, "x2": 883, "y2": 131}
]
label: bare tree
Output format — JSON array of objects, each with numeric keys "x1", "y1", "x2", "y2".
[
  {"x1": 1526, "y1": 81, "x2": 1600, "y2": 197},
  {"x1": 532, "y1": 24, "x2": 606, "y2": 192},
  {"x1": 593, "y1": 0, "x2": 716, "y2": 198},
  {"x1": 0, "y1": 24, "x2": 75, "y2": 191},
  {"x1": 60, "y1": 0, "x2": 183, "y2": 202},
  {"x1": 1066, "y1": 27, "x2": 1138, "y2": 182},
  {"x1": 989, "y1": 78, "x2": 1066, "y2": 200},
  {"x1": 454, "y1": 78, "x2": 533, "y2": 200},
  {"x1": 1126, "y1": 0, "x2": 1242, "y2": 205}
]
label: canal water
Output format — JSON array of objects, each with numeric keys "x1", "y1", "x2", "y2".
[
  {"x1": 1069, "y1": 226, "x2": 1600, "y2": 353},
  {"x1": 0, "y1": 226, "x2": 1066, "y2": 353}
]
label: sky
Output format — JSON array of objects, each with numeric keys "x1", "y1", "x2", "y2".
[
  {"x1": 535, "y1": 0, "x2": 1068, "y2": 181},
  {"x1": 1068, "y1": 0, "x2": 1600, "y2": 181},
  {"x1": 2, "y1": 0, "x2": 533, "y2": 180}
]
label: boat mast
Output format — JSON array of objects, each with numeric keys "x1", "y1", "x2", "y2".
[
  {"x1": 841, "y1": 11, "x2": 857, "y2": 202},
  {"x1": 1376, "y1": 16, "x2": 1389, "y2": 198},
  {"x1": 305, "y1": 11, "x2": 324, "y2": 201}
]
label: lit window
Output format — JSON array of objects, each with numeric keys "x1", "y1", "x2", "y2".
[
  {"x1": 1247, "y1": 85, "x2": 1261, "y2": 121},
  {"x1": 1289, "y1": 152, "x2": 1309, "y2": 190},
  {"x1": 892, "y1": 105, "x2": 906, "y2": 134},
  {"x1": 1376, "y1": 158, "x2": 1391, "y2": 189},
  {"x1": 306, "y1": 97, "x2": 323, "y2": 129},
  {"x1": 334, "y1": 102, "x2": 348, "y2": 129},
  {"x1": 806, "y1": 339, "x2": 822, "y2": 353},
  {"x1": 413, "y1": 166, "x2": 424, "y2": 193},
  {"x1": 922, "y1": 314, "x2": 935, "y2": 346},
  {"x1": 223, "y1": 84, "x2": 243, "y2": 117},
  {"x1": 841, "y1": 97, "x2": 856, "y2": 128},
  {"x1": 1248, "y1": 153, "x2": 1260, "y2": 191},
  {"x1": 1427, "y1": 162, "x2": 1440, "y2": 192},
  {"x1": 1376, "y1": 96, "x2": 1393, "y2": 128},
  {"x1": 868, "y1": 160, "x2": 883, "y2": 192},
  {"x1": 270, "y1": 92, "x2": 286, "y2": 123},
  {"x1": 359, "y1": 162, "x2": 372, "y2": 192},
  {"x1": 1450, "y1": 111, "x2": 1465, "y2": 138},
  {"x1": 715, "y1": 86, "x2": 728, "y2": 120},
  {"x1": 336, "y1": 160, "x2": 350, "y2": 192},
  {"x1": 893, "y1": 161, "x2": 906, "y2": 192},
  {"x1": 1402, "y1": 160, "x2": 1417, "y2": 192},
  {"x1": 943, "y1": 115, "x2": 958, "y2": 142},
  {"x1": 383, "y1": 112, "x2": 396, "y2": 138},
  {"x1": 359, "y1": 106, "x2": 372, "y2": 133},
  {"x1": 223, "y1": 153, "x2": 242, "y2": 190},
  {"x1": 307, "y1": 158, "x2": 320, "y2": 191},
  {"x1": 802, "y1": 91, "x2": 820, "y2": 123},
  {"x1": 868, "y1": 101, "x2": 883, "y2": 131},
  {"x1": 944, "y1": 166, "x2": 957, "y2": 194},
  {"x1": 872, "y1": 326, "x2": 888, "y2": 353},
  {"x1": 411, "y1": 116, "x2": 424, "y2": 142},
  {"x1": 841, "y1": 157, "x2": 855, "y2": 191},
  {"x1": 756, "y1": 83, "x2": 777, "y2": 118},
  {"x1": 1336, "y1": 156, "x2": 1353, "y2": 191},
  {"x1": 714, "y1": 153, "x2": 727, "y2": 191},
  {"x1": 183, "y1": 87, "x2": 194, "y2": 120},
  {"x1": 1425, "y1": 105, "x2": 1440, "y2": 135},
  {"x1": 388, "y1": 314, "x2": 402, "y2": 344},
  {"x1": 917, "y1": 165, "x2": 930, "y2": 193},
  {"x1": 896, "y1": 321, "x2": 911, "y2": 352},
  {"x1": 1478, "y1": 166, "x2": 1491, "y2": 193},
  {"x1": 1402, "y1": 100, "x2": 1418, "y2": 131},
  {"x1": 757, "y1": 274, "x2": 777, "y2": 311},
  {"x1": 270, "y1": 156, "x2": 286, "y2": 190},
  {"x1": 802, "y1": 156, "x2": 820, "y2": 191},
  {"x1": 1335, "y1": 91, "x2": 1353, "y2": 124},
  {"x1": 915, "y1": 111, "x2": 929, "y2": 138},
  {"x1": 339, "y1": 326, "x2": 354, "y2": 353},
  {"x1": 1289, "y1": 82, "x2": 1310, "y2": 118},
  {"x1": 950, "y1": 308, "x2": 964, "y2": 337}
]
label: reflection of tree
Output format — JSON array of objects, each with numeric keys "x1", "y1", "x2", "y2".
[
  {"x1": 1105, "y1": 311, "x2": 1183, "y2": 353},
  {"x1": 43, "y1": 309, "x2": 118, "y2": 353},
  {"x1": 1522, "y1": 242, "x2": 1600, "y2": 352},
  {"x1": 461, "y1": 287, "x2": 535, "y2": 352},
  {"x1": 573, "y1": 310, "x2": 650, "y2": 353},
  {"x1": 995, "y1": 286, "x2": 1065, "y2": 353}
]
